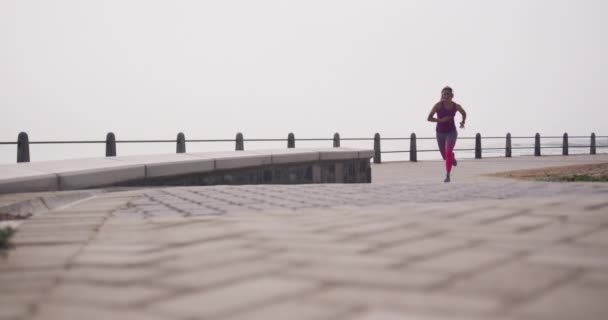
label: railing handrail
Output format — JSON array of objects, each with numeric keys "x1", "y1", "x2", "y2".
[
  {"x1": 4, "y1": 131, "x2": 607, "y2": 163},
  {"x1": 2, "y1": 134, "x2": 607, "y2": 145}
]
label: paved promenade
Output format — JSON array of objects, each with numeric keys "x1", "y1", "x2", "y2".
[{"x1": 2, "y1": 154, "x2": 608, "y2": 320}]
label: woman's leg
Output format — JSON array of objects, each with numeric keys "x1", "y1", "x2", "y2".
[
  {"x1": 436, "y1": 133, "x2": 447, "y2": 160},
  {"x1": 444, "y1": 131, "x2": 458, "y2": 174}
]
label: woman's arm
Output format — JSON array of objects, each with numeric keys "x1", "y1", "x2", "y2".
[
  {"x1": 427, "y1": 104, "x2": 440, "y2": 122},
  {"x1": 457, "y1": 104, "x2": 467, "y2": 127}
]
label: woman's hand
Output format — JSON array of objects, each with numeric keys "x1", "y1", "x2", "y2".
[
  {"x1": 459, "y1": 121, "x2": 465, "y2": 129},
  {"x1": 438, "y1": 116, "x2": 453, "y2": 123}
]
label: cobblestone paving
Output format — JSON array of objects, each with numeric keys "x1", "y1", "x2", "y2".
[{"x1": 2, "y1": 155, "x2": 608, "y2": 320}]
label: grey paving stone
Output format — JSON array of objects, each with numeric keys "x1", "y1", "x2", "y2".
[
  {"x1": 46, "y1": 282, "x2": 170, "y2": 307},
  {"x1": 284, "y1": 264, "x2": 447, "y2": 289},
  {"x1": 444, "y1": 260, "x2": 576, "y2": 301},
  {"x1": 152, "y1": 276, "x2": 319, "y2": 319},
  {"x1": 312, "y1": 286, "x2": 504, "y2": 316},
  {"x1": 511, "y1": 284, "x2": 608, "y2": 320},
  {"x1": 31, "y1": 303, "x2": 170, "y2": 320},
  {"x1": 2, "y1": 154, "x2": 608, "y2": 320},
  {"x1": 223, "y1": 300, "x2": 353, "y2": 320}
]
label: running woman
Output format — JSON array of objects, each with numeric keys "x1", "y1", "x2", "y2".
[{"x1": 427, "y1": 86, "x2": 467, "y2": 182}]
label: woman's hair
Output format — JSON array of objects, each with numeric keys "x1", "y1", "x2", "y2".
[{"x1": 442, "y1": 86, "x2": 453, "y2": 94}]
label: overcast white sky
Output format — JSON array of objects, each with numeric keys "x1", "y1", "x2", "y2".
[{"x1": 1, "y1": 0, "x2": 607, "y2": 161}]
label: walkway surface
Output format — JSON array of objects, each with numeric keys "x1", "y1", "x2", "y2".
[{"x1": 2, "y1": 154, "x2": 608, "y2": 320}]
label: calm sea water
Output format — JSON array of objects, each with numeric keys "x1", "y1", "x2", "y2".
[{"x1": 0, "y1": 136, "x2": 606, "y2": 164}]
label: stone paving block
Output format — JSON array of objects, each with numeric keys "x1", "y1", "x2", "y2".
[
  {"x1": 246, "y1": 230, "x2": 349, "y2": 247},
  {"x1": 313, "y1": 286, "x2": 504, "y2": 316},
  {"x1": 154, "y1": 260, "x2": 286, "y2": 290},
  {"x1": 10, "y1": 231, "x2": 93, "y2": 245},
  {"x1": 63, "y1": 198, "x2": 134, "y2": 211},
  {"x1": 25, "y1": 214, "x2": 106, "y2": 224},
  {"x1": 485, "y1": 215, "x2": 557, "y2": 231},
  {"x1": 153, "y1": 276, "x2": 319, "y2": 319},
  {"x1": 71, "y1": 250, "x2": 175, "y2": 268},
  {"x1": 270, "y1": 251, "x2": 400, "y2": 269},
  {"x1": 31, "y1": 302, "x2": 170, "y2": 320},
  {"x1": 151, "y1": 225, "x2": 251, "y2": 246},
  {"x1": 58, "y1": 266, "x2": 168, "y2": 286},
  {"x1": 403, "y1": 249, "x2": 515, "y2": 275},
  {"x1": 329, "y1": 220, "x2": 413, "y2": 238},
  {"x1": 511, "y1": 284, "x2": 608, "y2": 320},
  {"x1": 46, "y1": 283, "x2": 169, "y2": 307},
  {"x1": 223, "y1": 300, "x2": 353, "y2": 320},
  {"x1": 374, "y1": 236, "x2": 474, "y2": 262},
  {"x1": 0, "y1": 277, "x2": 57, "y2": 292},
  {"x1": 0, "y1": 245, "x2": 82, "y2": 269},
  {"x1": 81, "y1": 243, "x2": 163, "y2": 255},
  {"x1": 158, "y1": 247, "x2": 272, "y2": 271},
  {"x1": 572, "y1": 228, "x2": 608, "y2": 247},
  {"x1": 347, "y1": 308, "x2": 510, "y2": 320},
  {"x1": 525, "y1": 244, "x2": 608, "y2": 269},
  {"x1": 0, "y1": 303, "x2": 30, "y2": 319},
  {"x1": 576, "y1": 271, "x2": 608, "y2": 288},
  {"x1": 259, "y1": 240, "x2": 375, "y2": 256},
  {"x1": 356, "y1": 228, "x2": 444, "y2": 251},
  {"x1": 567, "y1": 211, "x2": 608, "y2": 225},
  {"x1": 15, "y1": 220, "x2": 100, "y2": 232},
  {"x1": 0, "y1": 289, "x2": 47, "y2": 306},
  {"x1": 444, "y1": 260, "x2": 576, "y2": 301},
  {"x1": 284, "y1": 265, "x2": 447, "y2": 289},
  {"x1": 519, "y1": 221, "x2": 598, "y2": 241},
  {"x1": 0, "y1": 268, "x2": 61, "y2": 284}
]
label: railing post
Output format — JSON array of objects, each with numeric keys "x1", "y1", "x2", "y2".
[
  {"x1": 591, "y1": 132, "x2": 596, "y2": 155},
  {"x1": 287, "y1": 133, "x2": 295, "y2": 148},
  {"x1": 17, "y1": 132, "x2": 30, "y2": 163},
  {"x1": 333, "y1": 133, "x2": 340, "y2": 148},
  {"x1": 534, "y1": 133, "x2": 541, "y2": 156},
  {"x1": 106, "y1": 132, "x2": 116, "y2": 157},
  {"x1": 236, "y1": 132, "x2": 244, "y2": 151},
  {"x1": 475, "y1": 133, "x2": 482, "y2": 159},
  {"x1": 562, "y1": 132, "x2": 568, "y2": 156},
  {"x1": 505, "y1": 133, "x2": 512, "y2": 158},
  {"x1": 409, "y1": 133, "x2": 417, "y2": 162},
  {"x1": 373, "y1": 133, "x2": 381, "y2": 164},
  {"x1": 176, "y1": 132, "x2": 186, "y2": 153}
]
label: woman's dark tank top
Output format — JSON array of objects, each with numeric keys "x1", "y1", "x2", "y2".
[{"x1": 436, "y1": 101, "x2": 457, "y2": 133}]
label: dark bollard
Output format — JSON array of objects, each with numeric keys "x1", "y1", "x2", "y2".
[
  {"x1": 236, "y1": 132, "x2": 244, "y2": 151},
  {"x1": 373, "y1": 133, "x2": 381, "y2": 164},
  {"x1": 562, "y1": 132, "x2": 568, "y2": 156},
  {"x1": 176, "y1": 132, "x2": 186, "y2": 153},
  {"x1": 409, "y1": 133, "x2": 417, "y2": 162},
  {"x1": 505, "y1": 133, "x2": 512, "y2": 158},
  {"x1": 287, "y1": 133, "x2": 295, "y2": 148},
  {"x1": 17, "y1": 132, "x2": 30, "y2": 163},
  {"x1": 475, "y1": 133, "x2": 482, "y2": 159},
  {"x1": 534, "y1": 133, "x2": 541, "y2": 156},
  {"x1": 333, "y1": 133, "x2": 340, "y2": 148},
  {"x1": 591, "y1": 132, "x2": 596, "y2": 155},
  {"x1": 106, "y1": 132, "x2": 116, "y2": 157}
]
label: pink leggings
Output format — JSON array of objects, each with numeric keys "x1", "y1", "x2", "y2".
[{"x1": 436, "y1": 130, "x2": 457, "y2": 173}]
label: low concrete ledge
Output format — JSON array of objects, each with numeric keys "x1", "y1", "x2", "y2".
[{"x1": 0, "y1": 148, "x2": 373, "y2": 194}]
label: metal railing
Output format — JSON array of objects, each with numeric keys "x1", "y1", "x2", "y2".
[{"x1": 1, "y1": 131, "x2": 605, "y2": 164}]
